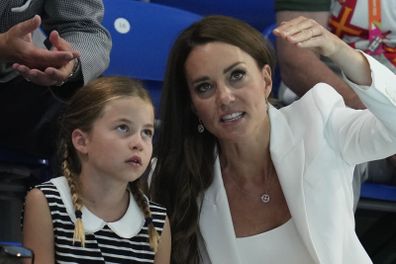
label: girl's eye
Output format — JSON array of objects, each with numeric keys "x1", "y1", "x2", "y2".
[
  {"x1": 230, "y1": 69, "x2": 245, "y2": 82},
  {"x1": 195, "y1": 82, "x2": 212, "y2": 94},
  {"x1": 116, "y1": 124, "x2": 129, "y2": 134},
  {"x1": 142, "y1": 129, "x2": 154, "y2": 139}
]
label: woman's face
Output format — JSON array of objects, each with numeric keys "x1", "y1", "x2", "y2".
[{"x1": 185, "y1": 41, "x2": 272, "y2": 142}]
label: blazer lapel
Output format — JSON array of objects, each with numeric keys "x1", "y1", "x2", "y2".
[
  {"x1": 199, "y1": 156, "x2": 242, "y2": 264},
  {"x1": 199, "y1": 106, "x2": 321, "y2": 263},
  {"x1": 268, "y1": 106, "x2": 320, "y2": 263}
]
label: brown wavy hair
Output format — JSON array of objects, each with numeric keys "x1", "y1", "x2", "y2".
[{"x1": 150, "y1": 15, "x2": 276, "y2": 263}]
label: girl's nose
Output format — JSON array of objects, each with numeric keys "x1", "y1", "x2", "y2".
[{"x1": 128, "y1": 134, "x2": 144, "y2": 151}]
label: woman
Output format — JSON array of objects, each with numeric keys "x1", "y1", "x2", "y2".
[{"x1": 151, "y1": 15, "x2": 396, "y2": 263}]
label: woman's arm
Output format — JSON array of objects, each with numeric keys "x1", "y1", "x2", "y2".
[
  {"x1": 275, "y1": 11, "x2": 366, "y2": 109},
  {"x1": 274, "y1": 16, "x2": 396, "y2": 164},
  {"x1": 23, "y1": 188, "x2": 55, "y2": 264},
  {"x1": 154, "y1": 216, "x2": 171, "y2": 264},
  {"x1": 273, "y1": 16, "x2": 372, "y2": 86}
]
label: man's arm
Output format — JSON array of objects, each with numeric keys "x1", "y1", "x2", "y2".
[
  {"x1": 0, "y1": 15, "x2": 76, "y2": 70},
  {"x1": 43, "y1": 0, "x2": 112, "y2": 84},
  {"x1": 276, "y1": 11, "x2": 366, "y2": 109}
]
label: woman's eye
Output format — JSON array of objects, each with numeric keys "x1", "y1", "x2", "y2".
[
  {"x1": 230, "y1": 70, "x2": 245, "y2": 82},
  {"x1": 195, "y1": 82, "x2": 212, "y2": 94}
]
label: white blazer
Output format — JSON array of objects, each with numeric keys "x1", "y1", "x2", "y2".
[{"x1": 198, "y1": 54, "x2": 396, "y2": 264}]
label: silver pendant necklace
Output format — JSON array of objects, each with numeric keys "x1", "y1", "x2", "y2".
[{"x1": 260, "y1": 193, "x2": 271, "y2": 203}]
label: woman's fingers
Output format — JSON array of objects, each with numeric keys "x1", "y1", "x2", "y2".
[
  {"x1": 274, "y1": 16, "x2": 339, "y2": 56},
  {"x1": 274, "y1": 16, "x2": 322, "y2": 43}
]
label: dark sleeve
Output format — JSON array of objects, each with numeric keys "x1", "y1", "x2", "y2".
[
  {"x1": 275, "y1": 0, "x2": 331, "y2": 12},
  {"x1": 42, "y1": 0, "x2": 112, "y2": 84}
]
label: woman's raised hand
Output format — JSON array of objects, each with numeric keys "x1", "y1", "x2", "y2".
[
  {"x1": 273, "y1": 16, "x2": 371, "y2": 85},
  {"x1": 273, "y1": 16, "x2": 346, "y2": 58}
]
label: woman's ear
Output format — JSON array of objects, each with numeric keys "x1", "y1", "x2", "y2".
[
  {"x1": 262, "y1": 64, "x2": 273, "y2": 98},
  {"x1": 71, "y1": 129, "x2": 89, "y2": 154}
]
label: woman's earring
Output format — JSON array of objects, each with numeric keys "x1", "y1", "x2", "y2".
[{"x1": 197, "y1": 120, "x2": 205, "y2": 133}]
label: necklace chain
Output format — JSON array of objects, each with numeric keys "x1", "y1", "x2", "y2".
[{"x1": 227, "y1": 173, "x2": 272, "y2": 204}]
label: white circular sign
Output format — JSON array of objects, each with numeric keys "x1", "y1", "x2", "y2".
[{"x1": 114, "y1": 17, "x2": 131, "y2": 34}]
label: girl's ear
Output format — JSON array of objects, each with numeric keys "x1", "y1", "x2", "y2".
[
  {"x1": 71, "y1": 129, "x2": 89, "y2": 154},
  {"x1": 262, "y1": 64, "x2": 273, "y2": 98}
]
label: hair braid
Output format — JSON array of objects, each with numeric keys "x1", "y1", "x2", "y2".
[
  {"x1": 61, "y1": 144, "x2": 85, "y2": 247},
  {"x1": 130, "y1": 182, "x2": 160, "y2": 252}
]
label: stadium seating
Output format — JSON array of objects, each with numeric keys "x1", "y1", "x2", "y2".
[
  {"x1": 149, "y1": 0, "x2": 276, "y2": 31},
  {"x1": 102, "y1": 0, "x2": 202, "y2": 111}
]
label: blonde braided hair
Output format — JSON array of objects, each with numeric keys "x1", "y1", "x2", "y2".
[{"x1": 61, "y1": 142, "x2": 85, "y2": 247}]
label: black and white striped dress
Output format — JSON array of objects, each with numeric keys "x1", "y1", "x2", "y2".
[{"x1": 36, "y1": 176, "x2": 167, "y2": 263}]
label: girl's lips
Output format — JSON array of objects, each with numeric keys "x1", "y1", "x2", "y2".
[{"x1": 126, "y1": 155, "x2": 142, "y2": 166}]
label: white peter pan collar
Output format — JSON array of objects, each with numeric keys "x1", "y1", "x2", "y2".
[{"x1": 50, "y1": 176, "x2": 145, "y2": 239}]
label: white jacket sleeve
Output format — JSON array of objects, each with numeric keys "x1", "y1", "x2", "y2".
[{"x1": 326, "y1": 52, "x2": 396, "y2": 164}]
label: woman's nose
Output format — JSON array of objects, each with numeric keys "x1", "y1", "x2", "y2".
[{"x1": 216, "y1": 84, "x2": 235, "y2": 107}]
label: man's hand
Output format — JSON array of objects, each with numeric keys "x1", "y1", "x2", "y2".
[
  {"x1": 13, "y1": 30, "x2": 81, "y2": 86},
  {"x1": 0, "y1": 15, "x2": 78, "y2": 70}
]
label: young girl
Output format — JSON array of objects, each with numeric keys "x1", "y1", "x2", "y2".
[{"x1": 22, "y1": 77, "x2": 171, "y2": 263}]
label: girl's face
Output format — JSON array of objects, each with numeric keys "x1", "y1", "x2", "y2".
[
  {"x1": 185, "y1": 41, "x2": 272, "y2": 142},
  {"x1": 75, "y1": 96, "x2": 155, "y2": 183}
]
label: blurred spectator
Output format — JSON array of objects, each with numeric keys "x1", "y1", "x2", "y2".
[{"x1": 0, "y1": 1, "x2": 111, "y2": 158}]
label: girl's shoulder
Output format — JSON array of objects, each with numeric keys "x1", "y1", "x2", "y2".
[
  {"x1": 147, "y1": 199, "x2": 167, "y2": 214},
  {"x1": 35, "y1": 176, "x2": 64, "y2": 196},
  {"x1": 145, "y1": 200, "x2": 168, "y2": 235},
  {"x1": 34, "y1": 176, "x2": 71, "y2": 215}
]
